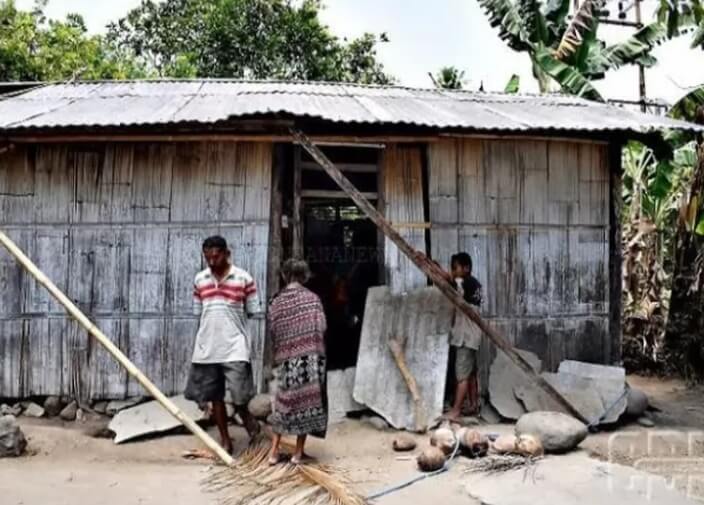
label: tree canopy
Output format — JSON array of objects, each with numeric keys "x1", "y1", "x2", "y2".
[
  {"x1": 0, "y1": 0, "x2": 146, "y2": 81},
  {"x1": 106, "y1": 0, "x2": 393, "y2": 83}
]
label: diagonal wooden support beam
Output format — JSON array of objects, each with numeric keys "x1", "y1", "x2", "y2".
[{"x1": 291, "y1": 128, "x2": 589, "y2": 425}]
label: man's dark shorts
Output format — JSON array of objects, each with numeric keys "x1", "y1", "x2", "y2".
[{"x1": 184, "y1": 361, "x2": 254, "y2": 407}]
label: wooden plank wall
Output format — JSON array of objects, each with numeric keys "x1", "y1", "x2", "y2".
[
  {"x1": 0, "y1": 142, "x2": 272, "y2": 400},
  {"x1": 382, "y1": 145, "x2": 427, "y2": 293},
  {"x1": 428, "y1": 138, "x2": 611, "y2": 386}
]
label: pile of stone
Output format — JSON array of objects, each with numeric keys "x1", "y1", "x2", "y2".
[{"x1": 487, "y1": 352, "x2": 653, "y2": 428}]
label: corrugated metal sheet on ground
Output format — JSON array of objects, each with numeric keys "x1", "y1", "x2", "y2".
[{"x1": 0, "y1": 79, "x2": 700, "y2": 133}]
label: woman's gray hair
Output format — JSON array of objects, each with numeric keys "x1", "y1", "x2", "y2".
[{"x1": 281, "y1": 258, "x2": 311, "y2": 284}]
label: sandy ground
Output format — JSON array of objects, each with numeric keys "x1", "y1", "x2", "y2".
[
  {"x1": 582, "y1": 375, "x2": 704, "y2": 501},
  {"x1": 1, "y1": 374, "x2": 703, "y2": 505}
]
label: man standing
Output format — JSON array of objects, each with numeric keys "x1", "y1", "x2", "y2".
[
  {"x1": 445, "y1": 252, "x2": 483, "y2": 421},
  {"x1": 185, "y1": 235, "x2": 261, "y2": 454}
]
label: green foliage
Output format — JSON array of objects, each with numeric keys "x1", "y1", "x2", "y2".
[
  {"x1": 532, "y1": 46, "x2": 602, "y2": 99},
  {"x1": 695, "y1": 217, "x2": 704, "y2": 235},
  {"x1": 504, "y1": 74, "x2": 520, "y2": 93},
  {"x1": 433, "y1": 66, "x2": 465, "y2": 89},
  {"x1": 478, "y1": 0, "x2": 695, "y2": 99},
  {"x1": 107, "y1": 0, "x2": 393, "y2": 83},
  {"x1": 0, "y1": 0, "x2": 146, "y2": 81}
]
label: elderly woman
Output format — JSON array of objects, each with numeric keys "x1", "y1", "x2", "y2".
[{"x1": 267, "y1": 259, "x2": 328, "y2": 465}]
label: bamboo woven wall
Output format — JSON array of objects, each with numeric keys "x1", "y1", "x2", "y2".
[
  {"x1": 0, "y1": 142, "x2": 272, "y2": 400},
  {"x1": 428, "y1": 138, "x2": 612, "y2": 382}
]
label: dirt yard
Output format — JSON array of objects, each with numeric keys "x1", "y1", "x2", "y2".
[{"x1": 1, "y1": 374, "x2": 703, "y2": 505}]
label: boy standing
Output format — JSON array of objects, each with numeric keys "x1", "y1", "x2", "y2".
[
  {"x1": 185, "y1": 235, "x2": 262, "y2": 454},
  {"x1": 445, "y1": 252, "x2": 482, "y2": 421}
]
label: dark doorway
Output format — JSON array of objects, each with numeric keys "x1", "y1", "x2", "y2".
[{"x1": 304, "y1": 200, "x2": 380, "y2": 370}]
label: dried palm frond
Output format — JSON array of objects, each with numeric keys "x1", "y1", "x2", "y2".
[
  {"x1": 203, "y1": 441, "x2": 367, "y2": 505},
  {"x1": 463, "y1": 454, "x2": 542, "y2": 476}
]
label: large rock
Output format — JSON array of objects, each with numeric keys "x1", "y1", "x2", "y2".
[
  {"x1": 247, "y1": 394, "x2": 272, "y2": 420},
  {"x1": 626, "y1": 388, "x2": 648, "y2": 418},
  {"x1": 108, "y1": 395, "x2": 207, "y2": 444},
  {"x1": 488, "y1": 349, "x2": 542, "y2": 420},
  {"x1": 92, "y1": 401, "x2": 109, "y2": 415},
  {"x1": 557, "y1": 361, "x2": 626, "y2": 424},
  {"x1": 515, "y1": 372, "x2": 605, "y2": 423},
  {"x1": 21, "y1": 402, "x2": 44, "y2": 418},
  {"x1": 60, "y1": 401, "x2": 78, "y2": 421},
  {"x1": 515, "y1": 411, "x2": 587, "y2": 453},
  {"x1": 0, "y1": 415, "x2": 27, "y2": 457},
  {"x1": 43, "y1": 396, "x2": 64, "y2": 417},
  {"x1": 106, "y1": 397, "x2": 144, "y2": 416}
]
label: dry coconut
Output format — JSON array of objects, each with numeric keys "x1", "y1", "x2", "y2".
[
  {"x1": 516, "y1": 434, "x2": 544, "y2": 457},
  {"x1": 490, "y1": 434, "x2": 518, "y2": 455},
  {"x1": 430, "y1": 427, "x2": 457, "y2": 455},
  {"x1": 392, "y1": 434, "x2": 417, "y2": 452},
  {"x1": 459, "y1": 429, "x2": 489, "y2": 458},
  {"x1": 417, "y1": 446, "x2": 446, "y2": 472}
]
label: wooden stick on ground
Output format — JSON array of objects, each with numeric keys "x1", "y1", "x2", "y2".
[
  {"x1": 291, "y1": 128, "x2": 589, "y2": 425},
  {"x1": 0, "y1": 231, "x2": 236, "y2": 466}
]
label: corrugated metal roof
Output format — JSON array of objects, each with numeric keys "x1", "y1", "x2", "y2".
[{"x1": 0, "y1": 79, "x2": 700, "y2": 134}]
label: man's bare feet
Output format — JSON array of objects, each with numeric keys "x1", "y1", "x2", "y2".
[{"x1": 445, "y1": 409, "x2": 462, "y2": 423}]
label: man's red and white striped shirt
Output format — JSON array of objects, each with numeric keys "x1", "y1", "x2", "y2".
[{"x1": 191, "y1": 265, "x2": 261, "y2": 364}]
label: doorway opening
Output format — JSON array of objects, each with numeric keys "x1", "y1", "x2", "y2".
[
  {"x1": 304, "y1": 200, "x2": 380, "y2": 370},
  {"x1": 283, "y1": 145, "x2": 383, "y2": 370}
]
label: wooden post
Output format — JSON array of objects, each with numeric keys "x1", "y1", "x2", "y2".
[
  {"x1": 608, "y1": 142, "x2": 624, "y2": 365},
  {"x1": 291, "y1": 128, "x2": 589, "y2": 424},
  {"x1": 292, "y1": 145, "x2": 303, "y2": 259}
]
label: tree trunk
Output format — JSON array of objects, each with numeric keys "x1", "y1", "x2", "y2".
[{"x1": 664, "y1": 141, "x2": 704, "y2": 382}]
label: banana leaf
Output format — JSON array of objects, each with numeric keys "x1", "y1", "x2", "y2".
[
  {"x1": 691, "y1": 24, "x2": 704, "y2": 48},
  {"x1": 554, "y1": 0, "x2": 604, "y2": 61},
  {"x1": 518, "y1": 0, "x2": 549, "y2": 44},
  {"x1": 504, "y1": 74, "x2": 520, "y2": 93},
  {"x1": 602, "y1": 22, "x2": 669, "y2": 71},
  {"x1": 533, "y1": 47, "x2": 603, "y2": 100},
  {"x1": 478, "y1": 0, "x2": 531, "y2": 50},
  {"x1": 669, "y1": 86, "x2": 704, "y2": 121}
]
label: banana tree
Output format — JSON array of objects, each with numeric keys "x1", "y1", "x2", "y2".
[{"x1": 478, "y1": 0, "x2": 680, "y2": 99}]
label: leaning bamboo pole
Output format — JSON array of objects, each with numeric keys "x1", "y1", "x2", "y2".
[
  {"x1": 0, "y1": 231, "x2": 235, "y2": 466},
  {"x1": 291, "y1": 128, "x2": 589, "y2": 425}
]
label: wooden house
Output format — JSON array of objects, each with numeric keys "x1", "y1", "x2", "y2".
[{"x1": 0, "y1": 80, "x2": 698, "y2": 401}]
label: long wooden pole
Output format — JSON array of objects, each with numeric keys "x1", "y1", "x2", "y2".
[
  {"x1": 291, "y1": 128, "x2": 589, "y2": 424},
  {"x1": 0, "y1": 231, "x2": 236, "y2": 466}
]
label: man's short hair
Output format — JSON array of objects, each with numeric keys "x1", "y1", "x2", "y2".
[
  {"x1": 451, "y1": 252, "x2": 472, "y2": 271},
  {"x1": 202, "y1": 235, "x2": 228, "y2": 250}
]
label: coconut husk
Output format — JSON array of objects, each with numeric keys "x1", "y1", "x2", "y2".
[
  {"x1": 430, "y1": 427, "x2": 456, "y2": 455},
  {"x1": 392, "y1": 434, "x2": 417, "y2": 452},
  {"x1": 417, "y1": 446, "x2": 446, "y2": 472},
  {"x1": 458, "y1": 429, "x2": 489, "y2": 458},
  {"x1": 490, "y1": 434, "x2": 518, "y2": 455},
  {"x1": 516, "y1": 434, "x2": 543, "y2": 457}
]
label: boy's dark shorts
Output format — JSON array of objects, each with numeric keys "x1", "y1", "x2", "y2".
[
  {"x1": 184, "y1": 361, "x2": 254, "y2": 407},
  {"x1": 453, "y1": 346, "x2": 477, "y2": 381}
]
